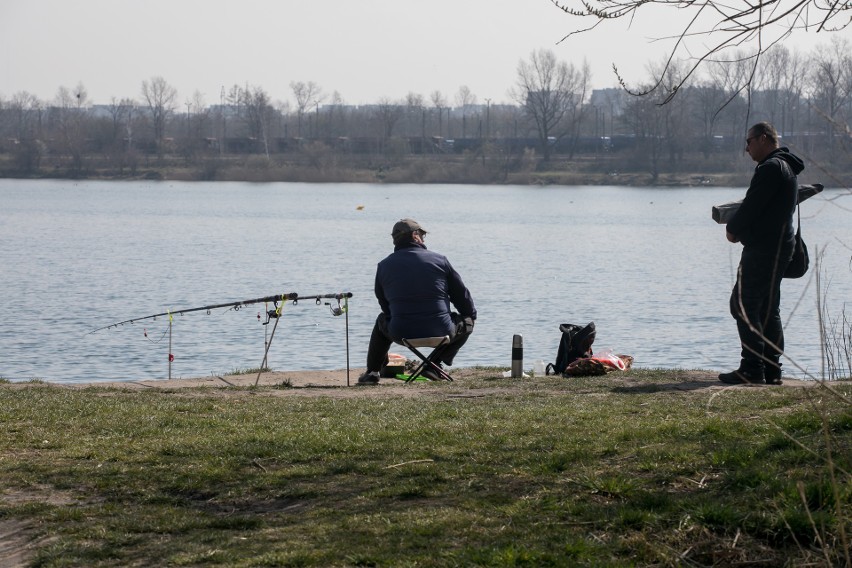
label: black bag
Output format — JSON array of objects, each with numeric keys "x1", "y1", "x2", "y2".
[
  {"x1": 784, "y1": 206, "x2": 809, "y2": 279},
  {"x1": 547, "y1": 322, "x2": 596, "y2": 375}
]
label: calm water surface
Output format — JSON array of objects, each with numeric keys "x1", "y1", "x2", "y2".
[{"x1": 1, "y1": 179, "x2": 850, "y2": 383}]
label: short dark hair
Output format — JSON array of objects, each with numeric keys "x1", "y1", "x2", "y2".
[
  {"x1": 749, "y1": 122, "x2": 779, "y2": 145},
  {"x1": 392, "y1": 232, "x2": 414, "y2": 246}
]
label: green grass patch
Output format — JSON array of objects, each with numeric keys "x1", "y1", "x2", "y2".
[{"x1": 0, "y1": 371, "x2": 849, "y2": 566}]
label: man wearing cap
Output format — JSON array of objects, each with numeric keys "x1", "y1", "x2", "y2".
[{"x1": 358, "y1": 218, "x2": 477, "y2": 385}]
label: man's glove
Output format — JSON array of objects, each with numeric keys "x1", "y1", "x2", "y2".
[{"x1": 462, "y1": 317, "x2": 475, "y2": 334}]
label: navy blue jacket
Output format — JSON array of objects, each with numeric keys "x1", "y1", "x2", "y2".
[
  {"x1": 727, "y1": 147, "x2": 803, "y2": 252},
  {"x1": 375, "y1": 242, "x2": 476, "y2": 340}
]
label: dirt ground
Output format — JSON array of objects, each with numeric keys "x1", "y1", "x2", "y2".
[{"x1": 45, "y1": 367, "x2": 819, "y2": 398}]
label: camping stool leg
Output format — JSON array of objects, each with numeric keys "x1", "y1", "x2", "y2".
[
  {"x1": 404, "y1": 344, "x2": 431, "y2": 383},
  {"x1": 424, "y1": 344, "x2": 452, "y2": 381},
  {"x1": 402, "y1": 337, "x2": 453, "y2": 383}
]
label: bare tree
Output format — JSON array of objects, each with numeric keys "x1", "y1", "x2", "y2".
[
  {"x1": 99, "y1": 96, "x2": 137, "y2": 174},
  {"x1": 290, "y1": 81, "x2": 324, "y2": 137},
  {"x1": 4, "y1": 91, "x2": 44, "y2": 172},
  {"x1": 405, "y1": 92, "x2": 424, "y2": 108},
  {"x1": 706, "y1": 54, "x2": 753, "y2": 152},
  {"x1": 405, "y1": 92, "x2": 425, "y2": 138},
  {"x1": 225, "y1": 85, "x2": 241, "y2": 107},
  {"x1": 179, "y1": 90, "x2": 211, "y2": 159},
  {"x1": 53, "y1": 82, "x2": 90, "y2": 171},
  {"x1": 274, "y1": 100, "x2": 291, "y2": 138},
  {"x1": 512, "y1": 49, "x2": 590, "y2": 161},
  {"x1": 430, "y1": 90, "x2": 447, "y2": 138},
  {"x1": 455, "y1": 85, "x2": 477, "y2": 139},
  {"x1": 327, "y1": 90, "x2": 347, "y2": 137},
  {"x1": 141, "y1": 76, "x2": 178, "y2": 155},
  {"x1": 5, "y1": 91, "x2": 42, "y2": 140},
  {"x1": 373, "y1": 97, "x2": 405, "y2": 139},
  {"x1": 105, "y1": 97, "x2": 135, "y2": 145},
  {"x1": 552, "y1": 0, "x2": 850, "y2": 104},
  {"x1": 777, "y1": 49, "x2": 807, "y2": 139},
  {"x1": 690, "y1": 80, "x2": 729, "y2": 157},
  {"x1": 622, "y1": 78, "x2": 666, "y2": 180},
  {"x1": 809, "y1": 37, "x2": 852, "y2": 155},
  {"x1": 455, "y1": 85, "x2": 477, "y2": 109},
  {"x1": 188, "y1": 90, "x2": 210, "y2": 138},
  {"x1": 755, "y1": 46, "x2": 791, "y2": 127},
  {"x1": 240, "y1": 86, "x2": 273, "y2": 155},
  {"x1": 655, "y1": 60, "x2": 690, "y2": 165}
]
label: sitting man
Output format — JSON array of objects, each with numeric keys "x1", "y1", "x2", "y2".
[{"x1": 358, "y1": 218, "x2": 476, "y2": 385}]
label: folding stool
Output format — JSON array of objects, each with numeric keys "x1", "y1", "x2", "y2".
[{"x1": 399, "y1": 336, "x2": 453, "y2": 383}]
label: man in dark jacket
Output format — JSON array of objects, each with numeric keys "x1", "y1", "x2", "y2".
[
  {"x1": 357, "y1": 218, "x2": 476, "y2": 385},
  {"x1": 720, "y1": 122, "x2": 804, "y2": 385}
]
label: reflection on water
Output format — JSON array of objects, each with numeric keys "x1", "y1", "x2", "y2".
[{"x1": 1, "y1": 179, "x2": 849, "y2": 383}]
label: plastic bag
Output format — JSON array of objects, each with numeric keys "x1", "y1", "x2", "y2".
[{"x1": 590, "y1": 348, "x2": 627, "y2": 371}]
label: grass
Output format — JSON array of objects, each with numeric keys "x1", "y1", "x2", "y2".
[
  {"x1": 225, "y1": 367, "x2": 271, "y2": 376},
  {"x1": 1, "y1": 369, "x2": 850, "y2": 567}
]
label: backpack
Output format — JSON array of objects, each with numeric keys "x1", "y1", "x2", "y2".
[{"x1": 547, "y1": 322, "x2": 596, "y2": 375}]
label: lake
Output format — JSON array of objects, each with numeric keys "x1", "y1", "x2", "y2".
[{"x1": 1, "y1": 179, "x2": 850, "y2": 383}]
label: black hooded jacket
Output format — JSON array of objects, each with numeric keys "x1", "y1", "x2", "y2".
[{"x1": 727, "y1": 147, "x2": 804, "y2": 252}]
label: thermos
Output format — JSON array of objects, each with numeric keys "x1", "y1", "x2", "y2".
[{"x1": 511, "y1": 334, "x2": 523, "y2": 378}]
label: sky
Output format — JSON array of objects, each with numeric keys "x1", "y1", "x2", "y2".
[{"x1": 0, "y1": 0, "x2": 829, "y2": 108}]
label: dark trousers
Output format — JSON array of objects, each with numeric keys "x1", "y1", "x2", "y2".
[
  {"x1": 729, "y1": 247, "x2": 790, "y2": 377},
  {"x1": 365, "y1": 313, "x2": 472, "y2": 372}
]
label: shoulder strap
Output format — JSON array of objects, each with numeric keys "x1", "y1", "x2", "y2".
[
  {"x1": 796, "y1": 201, "x2": 801, "y2": 232},
  {"x1": 774, "y1": 157, "x2": 800, "y2": 230}
]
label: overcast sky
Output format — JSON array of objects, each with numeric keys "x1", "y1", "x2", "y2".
[{"x1": 0, "y1": 0, "x2": 826, "y2": 108}]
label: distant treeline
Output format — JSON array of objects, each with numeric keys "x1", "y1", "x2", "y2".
[{"x1": 1, "y1": 43, "x2": 850, "y2": 183}]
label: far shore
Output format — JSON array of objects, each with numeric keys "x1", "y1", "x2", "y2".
[{"x1": 1, "y1": 169, "x2": 759, "y2": 188}]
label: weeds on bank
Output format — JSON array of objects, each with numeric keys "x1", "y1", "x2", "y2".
[
  {"x1": 0, "y1": 371, "x2": 849, "y2": 566},
  {"x1": 225, "y1": 366, "x2": 271, "y2": 376}
]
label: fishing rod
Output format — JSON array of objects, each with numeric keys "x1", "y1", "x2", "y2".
[
  {"x1": 91, "y1": 291, "x2": 355, "y2": 384},
  {"x1": 253, "y1": 292, "x2": 354, "y2": 386},
  {"x1": 90, "y1": 293, "x2": 300, "y2": 333},
  {"x1": 261, "y1": 293, "x2": 353, "y2": 324},
  {"x1": 90, "y1": 292, "x2": 354, "y2": 333}
]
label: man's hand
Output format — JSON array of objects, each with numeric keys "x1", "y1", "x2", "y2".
[
  {"x1": 463, "y1": 317, "x2": 475, "y2": 334},
  {"x1": 726, "y1": 231, "x2": 740, "y2": 243}
]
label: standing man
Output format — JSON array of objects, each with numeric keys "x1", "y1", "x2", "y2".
[
  {"x1": 358, "y1": 218, "x2": 476, "y2": 385},
  {"x1": 720, "y1": 122, "x2": 804, "y2": 385}
]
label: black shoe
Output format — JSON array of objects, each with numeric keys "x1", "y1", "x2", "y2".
[
  {"x1": 420, "y1": 364, "x2": 445, "y2": 381},
  {"x1": 719, "y1": 369, "x2": 765, "y2": 385},
  {"x1": 356, "y1": 371, "x2": 380, "y2": 386},
  {"x1": 764, "y1": 361, "x2": 783, "y2": 385}
]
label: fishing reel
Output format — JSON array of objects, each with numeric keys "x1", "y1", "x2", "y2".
[
  {"x1": 262, "y1": 309, "x2": 280, "y2": 325},
  {"x1": 325, "y1": 299, "x2": 347, "y2": 317},
  {"x1": 260, "y1": 302, "x2": 282, "y2": 325}
]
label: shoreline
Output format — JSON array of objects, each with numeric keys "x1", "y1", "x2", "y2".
[{"x1": 5, "y1": 368, "x2": 822, "y2": 397}]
